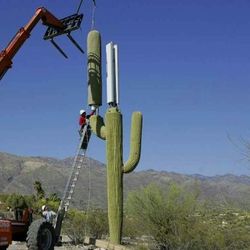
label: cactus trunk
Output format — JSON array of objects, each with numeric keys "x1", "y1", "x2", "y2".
[
  {"x1": 106, "y1": 108, "x2": 123, "y2": 243},
  {"x1": 90, "y1": 108, "x2": 142, "y2": 244}
]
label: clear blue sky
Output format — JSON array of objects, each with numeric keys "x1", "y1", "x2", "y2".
[{"x1": 0, "y1": 0, "x2": 250, "y2": 176}]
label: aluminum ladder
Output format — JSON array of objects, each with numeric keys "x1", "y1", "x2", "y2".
[
  {"x1": 54, "y1": 123, "x2": 91, "y2": 242},
  {"x1": 59, "y1": 123, "x2": 91, "y2": 212}
]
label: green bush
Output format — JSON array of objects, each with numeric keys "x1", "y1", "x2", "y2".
[
  {"x1": 63, "y1": 208, "x2": 86, "y2": 244},
  {"x1": 33, "y1": 181, "x2": 45, "y2": 199},
  {"x1": 0, "y1": 193, "x2": 9, "y2": 203},
  {"x1": 63, "y1": 208, "x2": 108, "y2": 244},
  {"x1": 6, "y1": 193, "x2": 28, "y2": 209},
  {"x1": 125, "y1": 183, "x2": 225, "y2": 249},
  {"x1": 86, "y1": 208, "x2": 108, "y2": 239}
]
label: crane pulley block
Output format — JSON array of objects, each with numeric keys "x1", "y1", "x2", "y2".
[{"x1": 43, "y1": 13, "x2": 83, "y2": 40}]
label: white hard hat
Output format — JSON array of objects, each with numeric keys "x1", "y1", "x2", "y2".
[
  {"x1": 42, "y1": 205, "x2": 46, "y2": 211},
  {"x1": 80, "y1": 109, "x2": 86, "y2": 115}
]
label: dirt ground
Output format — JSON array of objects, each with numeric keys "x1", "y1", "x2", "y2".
[
  {"x1": 7, "y1": 234, "x2": 95, "y2": 249},
  {"x1": 8, "y1": 242, "x2": 87, "y2": 249}
]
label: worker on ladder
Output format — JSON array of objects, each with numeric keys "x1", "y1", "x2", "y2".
[
  {"x1": 78, "y1": 106, "x2": 96, "y2": 135},
  {"x1": 78, "y1": 106, "x2": 96, "y2": 149}
]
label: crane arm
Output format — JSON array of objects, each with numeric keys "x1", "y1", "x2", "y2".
[{"x1": 0, "y1": 7, "x2": 65, "y2": 79}]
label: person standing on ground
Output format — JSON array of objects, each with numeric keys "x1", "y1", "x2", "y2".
[{"x1": 42, "y1": 205, "x2": 56, "y2": 223}]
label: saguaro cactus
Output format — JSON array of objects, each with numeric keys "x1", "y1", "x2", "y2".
[
  {"x1": 90, "y1": 107, "x2": 143, "y2": 244},
  {"x1": 87, "y1": 29, "x2": 143, "y2": 244}
]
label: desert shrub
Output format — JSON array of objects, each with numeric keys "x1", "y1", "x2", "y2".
[
  {"x1": 0, "y1": 193, "x2": 9, "y2": 203},
  {"x1": 223, "y1": 221, "x2": 250, "y2": 249},
  {"x1": 6, "y1": 193, "x2": 28, "y2": 209},
  {"x1": 48, "y1": 192, "x2": 60, "y2": 202},
  {"x1": 63, "y1": 208, "x2": 108, "y2": 244},
  {"x1": 123, "y1": 215, "x2": 138, "y2": 239},
  {"x1": 125, "y1": 183, "x2": 225, "y2": 249},
  {"x1": 63, "y1": 208, "x2": 86, "y2": 244},
  {"x1": 86, "y1": 208, "x2": 108, "y2": 239},
  {"x1": 33, "y1": 181, "x2": 45, "y2": 199},
  {"x1": 33, "y1": 197, "x2": 59, "y2": 213}
]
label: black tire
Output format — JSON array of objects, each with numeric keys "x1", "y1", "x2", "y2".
[{"x1": 26, "y1": 219, "x2": 55, "y2": 250}]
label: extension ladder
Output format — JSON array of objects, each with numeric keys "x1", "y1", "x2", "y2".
[
  {"x1": 54, "y1": 123, "x2": 91, "y2": 242},
  {"x1": 59, "y1": 123, "x2": 91, "y2": 212}
]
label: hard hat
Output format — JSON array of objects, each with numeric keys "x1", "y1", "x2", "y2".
[
  {"x1": 42, "y1": 205, "x2": 46, "y2": 211},
  {"x1": 80, "y1": 109, "x2": 86, "y2": 115}
]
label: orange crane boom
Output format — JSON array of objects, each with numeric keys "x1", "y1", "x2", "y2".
[
  {"x1": 0, "y1": 7, "x2": 64, "y2": 79},
  {"x1": 0, "y1": 7, "x2": 84, "y2": 80}
]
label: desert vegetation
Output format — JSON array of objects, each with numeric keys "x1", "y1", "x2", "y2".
[
  {"x1": 123, "y1": 183, "x2": 250, "y2": 249},
  {"x1": 1, "y1": 181, "x2": 250, "y2": 249}
]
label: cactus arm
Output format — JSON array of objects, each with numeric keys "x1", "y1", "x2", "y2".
[
  {"x1": 90, "y1": 115, "x2": 106, "y2": 140},
  {"x1": 123, "y1": 112, "x2": 143, "y2": 173}
]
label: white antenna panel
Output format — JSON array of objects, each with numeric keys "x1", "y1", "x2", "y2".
[{"x1": 106, "y1": 42, "x2": 119, "y2": 106}]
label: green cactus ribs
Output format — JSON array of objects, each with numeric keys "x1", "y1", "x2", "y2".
[
  {"x1": 87, "y1": 30, "x2": 102, "y2": 107},
  {"x1": 90, "y1": 107, "x2": 142, "y2": 244}
]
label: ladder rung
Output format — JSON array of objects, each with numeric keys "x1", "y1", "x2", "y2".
[{"x1": 58, "y1": 123, "x2": 90, "y2": 214}]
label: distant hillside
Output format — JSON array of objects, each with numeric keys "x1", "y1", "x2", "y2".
[
  {"x1": 0, "y1": 152, "x2": 107, "y2": 208},
  {"x1": 1, "y1": 152, "x2": 250, "y2": 209}
]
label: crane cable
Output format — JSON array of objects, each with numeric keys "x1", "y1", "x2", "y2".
[
  {"x1": 75, "y1": 0, "x2": 96, "y2": 236},
  {"x1": 91, "y1": 0, "x2": 97, "y2": 30},
  {"x1": 76, "y1": 0, "x2": 96, "y2": 29},
  {"x1": 84, "y1": 156, "x2": 92, "y2": 236},
  {"x1": 76, "y1": 0, "x2": 84, "y2": 14},
  {"x1": 82, "y1": 130, "x2": 92, "y2": 237},
  {"x1": 83, "y1": 0, "x2": 97, "y2": 235}
]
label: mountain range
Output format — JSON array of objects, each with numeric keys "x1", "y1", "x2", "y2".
[{"x1": 1, "y1": 152, "x2": 250, "y2": 209}]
